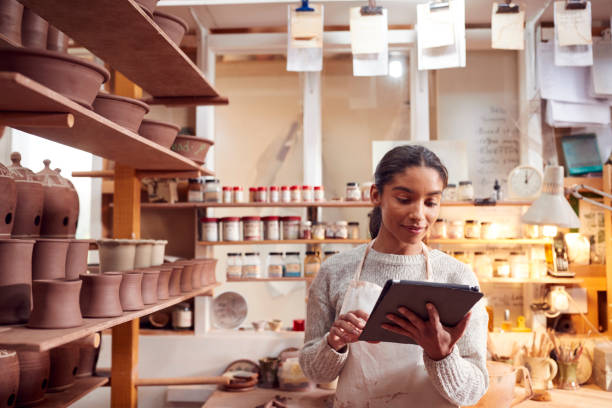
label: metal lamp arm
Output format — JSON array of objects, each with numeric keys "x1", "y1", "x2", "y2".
[{"x1": 569, "y1": 184, "x2": 612, "y2": 212}]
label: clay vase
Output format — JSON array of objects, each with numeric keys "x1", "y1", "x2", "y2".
[
  {"x1": 47, "y1": 346, "x2": 78, "y2": 392},
  {"x1": 156, "y1": 267, "x2": 172, "y2": 300},
  {"x1": 16, "y1": 350, "x2": 50, "y2": 407},
  {"x1": 65, "y1": 239, "x2": 90, "y2": 281},
  {"x1": 0, "y1": 0, "x2": 23, "y2": 46},
  {"x1": 141, "y1": 269, "x2": 159, "y2": 305},
  {"x1": 31, "y1": 238, "x2": 70, "y2": 280},
  {"x1": 46, "y1": 25, "x2": 68, "y2": 53},
  {"x1": 151, "y1": 240, "x2": 167, "y2": 266},
  {"x1": 119, "y1": 272, "x2": 144, "y2": 311},
  {"x1": 178, "y1": 262, "x2": 193, "y2": 292},
  {"x1": 8, "y1": 153, "x2": 44, "y2": 238},
  {"x1": 134, "y1": 240, "x2": 154, "y2": 269},
  {"x1": 75, "y1": 339, "x2": 100, "y2": 378},
  {"x1": 0, "y1": 163, "x2": 16, "y2": 238},
  {"x1": 28, "y1": 280, "x2": 83, "y2": 329},
  {"x1": 168, "y1": 264, "x2": 182, "y2": 296},
  {"x1": 97, "y1": 239, "x2": 136, "y2": 272},
  {"x1": 0, "y1": 239, "x2": 34, "y2": 324},
  {"x1": 35, "y1": 160, "x2": 76, "y2": 238},
  {"x1": 20, "y1": 7, "x2": 47, "y2": 49},
  {"x1": 79, "y1": 273, "x2": 123, "y2": 318},
  {"x1": 0, "y1": 350, "x2": 19, "y2": 408}
]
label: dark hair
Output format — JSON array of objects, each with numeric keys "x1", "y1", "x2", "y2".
[{"x1": 369, "y1": 145, "x2": 448, "y2": 238}]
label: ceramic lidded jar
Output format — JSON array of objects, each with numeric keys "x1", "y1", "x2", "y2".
[
  {"x1": 28, "y1": 280, "x2": 83, "y2": 329},
  {"x1": 47, "y1": 345, "x2": 78, "y2": 392},
  {"x1": 0, "y1": 350, "x2": 19, "y2": 408},
  {"x1": 8, "y1": 152, "x2": 44, "y2": 238},
  {"x1": 0, "y1": 163, "x2": 16, "y2": 238},
  {"x1": 0, "y1": 239, "x2": 35, "y2": 324},
  {"x1": 16, "y1": 350, "x2": 50, "y2": 407},
  {"x1": 55, "y1": 168, "x2": 79, "y2": 237},
  {"x1": 31, "y1": 238, "x2": 71, "y2": 280},
  {"x1": 141, "y1": 269, "x2": 160, "y2": 305},
  {"x1": 98, "y1": 239, "x2": 136, "y2": 272},
  {"x1": 157, "y1": 267, "x2": 172, "y2": 300},
  {"x1": 35, "y1": 159, "x2": 77, "y2": 238},
  {"x1": 79, "y1": 273, "x2": 123, "y2": 318},
  {"x1": 178, "y1": 261, "x2": 193, "y2": 292},
  {"x1": 119, "y1": 271, "x2": 144, "y2": 311},
  {"x1": 65, "y1": 239, "x2": 90, "y2": 281}
]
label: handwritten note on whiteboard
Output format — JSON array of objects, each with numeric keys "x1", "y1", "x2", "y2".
[{"x1": 554, "y1": 1, "x2": 592, "y2": 46}]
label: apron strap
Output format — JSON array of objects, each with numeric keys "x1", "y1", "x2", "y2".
[
  {"x1": 353, "y1": 240, "x2": 433, "y2": 282},
  {"x1": 353, "y1": 240, "x2": 375, "y2": 282}
]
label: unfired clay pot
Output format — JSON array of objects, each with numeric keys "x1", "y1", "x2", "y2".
[
  {"x1": 138, "y1": 119, "x2": 179, "y2": 149},
  {"x1": 157, "y1": 267, "x2": 172, "y2": 300},
  {"x1": 35, "y1": 160, "x2": 77, "y2": 238},
  {"x1": 56, "y1": 169, "x2": 79, "y2": 237},
  {"x1": 199, "y1": 258, "x2": 218, "y2": 286},
  {"x1": 16, "y1": 350, "x2": 50, "y2": 407},
  {"x1": 0, "y1": 0, "x2": 23, "y2": 46},
  {"x1": 134, "y1": 240, "x2": 154, "y2": 269},
  {"x1": 28, "y1": 280, "x2": 83, "y2": 329},
  {"x1": 75, "y1": 342, "x2": 100, "y2": 378},
  {"x1": 0, "y1": 163, "x2": 16, "y2": 238},
  {"x1": 0, "y1": 350, "x2": 19, "y2": 408},
  {"x1": 151, "y1": 240, "x2": 167, "y2": 266},
  {"x1": 47, "y1": 346, "x2": 78, "y2": 392},
  {"x1": 168, "y1": 264, "x2": 183, "y2": 296},
  {"x1": 0, "y1": 239, "x2": 34, "y2": 324},
  {"x1": 119, "y1": 271, "x2": 144, "y2": 311},
  {"x1": 135, "y1": 0, "x2": 159, "y2": 14},
  {"x1": 65, "y1": 239, "x2": 90, "y2": 281},
  {"x1": 141, "y1": 269, "x2": 160, "y2": 305},
  {"x1": 31, "y1": 238, "x2": 70, "y2": 280},
  {"x1": 79, "y1": 273, "x2": 123, "y2": 318},
  {"x1": 178, "y1": 262, "x2": 193, "y2": 292},
  {"x1": 152, "y1": 11, "x2": 188, "y2": 46},
  {"x1": 190, "y1": 261, "x2": 202, "y2": 289},
  {"x1": 92, "y1": 92, "x2": 150, "y2": 133},
  {"x1": 46, "y1": 25, "x2": 68, "y2": 52},
  {"x1": 98, "y1": 239, "x2": 136, "y2": 272},
  {"x1": 20, "y1": 7, "x2": 47, "y2": 49},
  {"x1": 8, "y1": 152, "x2": 44, "y2": 238},
  {"x1": 171, "y1": 135, "x2": 214, "y2": 165}
]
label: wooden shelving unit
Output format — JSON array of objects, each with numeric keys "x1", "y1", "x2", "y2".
[
  {"x1": 198, "y1": 239, "x2": 369, "y2": 246},
  {"x1": 428, "y1": 238, "x2": 551, "y2": 245},
  {"x1": 226, "y1": 277, "x2": 313, "y2": 282},
  {"x1": 37, "y1": 376, "x2": 109, "y2": 408}
]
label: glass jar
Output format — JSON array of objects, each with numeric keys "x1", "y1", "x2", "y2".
[
  {"x1": 242, "y1": 216, "x2": 262, "y2": 241},
  {"x1": 262, "y1": 216, "x2": 280, "y2": 240},
  {"x1": 325, "y1": 222, "x2": 336, "y2": 239},
  {"x1": 335, "y1": 221, "x2": 348, "y2": 239},
  {"x1": 226, "y1": 253, "x2": 243, "y2": 279},
  {"x1": 172, "y1": 302, "x2": 192, "y2": 330},
  {"x1": 248, "y1": 187, "x2": 257, "y2": 202},
  {"x1": 509, "y1": 252, "x2": 529, "y2": 279},
  {"x1": 300, "y1": 221, "x2": 312, "y2": 239},
  {"x1": 361, "y1": 182, "x2": 373, "y2": 201},
  {"x1": 481, "y1": 222, "x2": 498, "y2": 240},
  {"x1": 464, "y1": 220, "x2": 481, "y2": 239},
  {"x1": 494, "y1": 258, "x2": 510, "y2": 278},
  {"x1": 530, "y1": 258, "x2": 547, "y2": 280},
  {"x1": 200, "y1": 217, "x2": 218, "y2": 242},
  {"x1": 430, "y1": 219, "x2": 447, "y2": 239},
  {"x1": 473, "y1": 252, "x2": 493, "y2": 279},
  {"x1": 204, "y1": 178, "x2": 221, "y2": 203},
  {"x1": 558, "y1": 361, "x2": 579, "y2": 390},
  {"x1": 243, "y1": 252, "x2": 261, "y2": 278},
  {"x1": 442, "y1": 184, "x2": 457, "y2": 201},
  {"x1": 348, "y1": 222, "x2": 360, "y2": 240},
  {"x1": 312, "y1": 222, "x2": 326, "y2": 240},
  {"x1": 314, "y1": 186, "x2": 325, "y2": 202},
  {"x1": 447, "y1": 220, "x2": 465, "y2": 239},
  {"x1": 523, "y1": 224, "x2": 540, "y2": 239},
  {"x1": 284, "y1": 252, "x2": 301, "y2": 277},
  {"x1": 281, "y1": 216, "x2": 301, "y2": 240},
  {"x1": 221, "y1": 217, "x2": 240, "y2": 241},
  {"x1": 301, "y1": 186, "x2": 313, "y2": 202},
  {"x1": 281, "y1": 186, "x2": 291, "y2": 203},
  {"x1": 324, "y1": 251, "x2": 339, "y2": 262},
  {"x1": 458, "y1": 181, "x2": 474, "y2": 201},
  {"x1": 290, "y1": 185, "x2": 301, "y2": 202},
  {"x1": 233, "y1": 186, "x2": 244, "y2": 203},
  {"x1": 256, "y1": 186, "x2": 267, "y2": 203},
  {"x1": 222, "y1": 186, "x2": 232, "y2": 203},
  {"x1": 304, "y1": 251, "x2": 321, "y2": 278},
  {"x1": 269, "y1": 186, "x2": 280, "y2": 203},
  {"x1": 267, "y1": 252, "x2": 284, "y2": 278},
  {"x1": 187, "y1": 178, "x2": 203, "y2": 202},
  {"x1": 346, "y1": 182, "x2": 360, "y2": 201}
]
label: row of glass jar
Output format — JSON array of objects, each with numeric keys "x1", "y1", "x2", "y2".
[
  {"x1": 451, "y1": 251, "x2": 547, "y2": 280},
  {"x1": 430, "y1": 219, "x2": 500, "y2": 240},
  {"x1": 226, "y1": 251, "x2": 339, "y2": 279},
  {"x1": 441, "y1": 181, "x2": 474, "y2": 202}
]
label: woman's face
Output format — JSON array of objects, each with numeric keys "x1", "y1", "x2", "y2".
[{"x1": 371, "y1": 166, "x2": 444, "y2": 246}]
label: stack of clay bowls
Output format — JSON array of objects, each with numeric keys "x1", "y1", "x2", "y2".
[{"x1": 138, "y1": 119, "x2": 180, "y2": 150}]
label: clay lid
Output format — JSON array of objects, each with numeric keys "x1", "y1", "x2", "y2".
[
  {"x1": 54, "y1": 168, "x2": 77, "y2": 191},
  {"x1": 35, "y1": 159, "x2": 70, "y2": 188},
  {"x1": 7, "y1": 152, "x2": 41, "y2": 182}
]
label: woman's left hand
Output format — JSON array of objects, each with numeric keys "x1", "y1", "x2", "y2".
[{"x1": 382, "y1": 303, "x2": 471, "y2": 361}]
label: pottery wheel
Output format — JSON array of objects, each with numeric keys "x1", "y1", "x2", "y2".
[{"x1": 212, "y1": 291, "x2": 248, "y2": 329}]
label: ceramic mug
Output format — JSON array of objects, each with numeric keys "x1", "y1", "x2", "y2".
[
  {"x1": 524, "y1": 356, "x2": 558, "y2": 390},
  {"x1": 466, "y1": 361, "x2": 533, "y2": 408}
]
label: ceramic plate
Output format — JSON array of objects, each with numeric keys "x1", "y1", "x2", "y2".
[{"x1": 212, "y1": 291, "x2": 248, "y2": 329}]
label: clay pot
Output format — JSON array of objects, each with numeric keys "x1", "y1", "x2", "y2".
[
  {"x1": 8, "y1": 152, "x2": 44, "y2": 238},
  {"x1": 178, "y1": 262, "x2": 193, "y2": 292},
  {"x1": 199, "y1": 258, "x2": 218, "y2": 286},
  {"x1": 151, "y1": 240, "x2": 167, "y2": 266},
  {"x1": 138, "y1": 119, "x2": 179, "y2": 149},
  {"x1": 0, "y1": 0, "x2": 23, "y2": 46},
  {"x1": 31, "y1": 238, "x2": 70, "y2": 280},
  {"x1": 134, "y1": 240, "x2": 154, "y2": 269},
  {"x1": 16, "y1": 350, "x2": 50, "y2": 407},
  {"x1": 119, "y1": 272, "x2": 144, "y2": 311},
  {"x1": 135, "y1": 0, "x2": 159, "y2": 14},
  {"x1": 28, "y1": 280, "x2": 83, "y2": 329},
  {"x1": 0, "y1": 48, "x2": 110, "y2": 109},
  {"x1": 141, "y1": 269, "x2": 160, "y2": 305},
  {"x1": 65, "y1": 239, "x2": 90, "y2": 281},
  {"x1": 171, "y1": 135, "x2": 214, "y2": 165},
  {"x1": 46, "y1": 25, "x2": 68, "y2": 53},
  {"x1": 152, "y1": 11, "x2": 188, "y2": 46},
  {"x1": 47, "y1": 346, "x2": 78, "y2": 392},
  {"x1": 20, "y1": 7, "x2": 47, "y2": 49},
  {"x1": 75, "y1": 342, "x2": 100, "y2": 378},
  {"x1": 0, "y1": 350, "x2": 19, "y2": 408},
  {"x1": 97, "y1": 239, "x2": 136, "y2": 272},
  {"x1": 156, "y1": 267, "x2": 172, "y2": 300},
  {"x1": 59, "y1": 173, "x2": 79, "y2": 237},
  {"x1": 168, "y1": 264, "x2": 182, "y2": 296},
  {"x1": 92, "y1": 92, "x2": 150, "y2": 133},
  {"x1": 34, "y1": 160, "x2": 77, "y2": 238},
  {"x1": 190, "y1": 261, "x2": 202, "y2": 289},
  {"x1": 0, "y1": 239, "x2": 34, "y2": 324},
  {"x1": 79, "y1": 273, "x2": 123, "y2": 318},
  {"x1": 0, "y1": 163, "x2": 16, "y2": 238}
]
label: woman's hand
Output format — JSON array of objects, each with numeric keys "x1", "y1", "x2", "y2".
[
  {"x1": 382, "y1": 303, "x2": 471, "y2": 361},
  {"x1": 327, "y1": 310, "x2": 369, "y2": 352}
]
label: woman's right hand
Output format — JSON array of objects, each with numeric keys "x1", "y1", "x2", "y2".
[{"x1": 327, "y1": 310, "x2": 369, "y2": 351}]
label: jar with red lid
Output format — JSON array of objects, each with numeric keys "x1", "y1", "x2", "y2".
[
  {"x1": 269, "y1": 186, "x2": 280, "y2": 203},
  {"x1": 242, "y1": 216, "x2": 262, "y2": 241},
  {"x1": 248, "y1": 187, "x2": 257, "y2": 202},
  {"x1": 301, "y1": 185, "x2": 313, "y2": 202},
  {"x1": 222, "y1": 186, "x2": 232, "y2": 203},
  {"x1": 262, "y1": 216, "x2": 280, "y2": 240},
  {"x1": 200, "y1": 217, "x2": 219, "y2": 242},
  {"x1": 233, "y1": 186, "x2": 243, "y2": 203},
  {"x1": 281, "y1": 216, "x2": 301, "y2": 240},
  {"x1": 221, "y1": 217, "x2": 240, "y2": 241},
  {"x1": 281, "y1": 186, "x2": 291, "y2": 203},
  {"x1": 314, "y1": 186, "x2": 324, "y2": 202},
  {"x1": 256, "y1": 187, "x2": 267, "y2": 203},
  {"x1": 290, "y1": 185, "x2": 301, "y2": 202}
]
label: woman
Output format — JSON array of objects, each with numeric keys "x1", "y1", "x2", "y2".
[{"x1": 299, "y1": 145, "x2": 488, "y2": 407}]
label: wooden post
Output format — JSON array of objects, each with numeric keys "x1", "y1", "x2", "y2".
[
  {"x1": 113, "y1": 164, "x2": 140, "y2": 239},
  {"x1": 604, "y1": 164, "x2": 611, "y2": 335},
  {"x1": 409, "y1": 46, "x2": 429, "y2": 141},
  {"x1": 111, "y1": 319, "x2": 139, "y2": 408}
]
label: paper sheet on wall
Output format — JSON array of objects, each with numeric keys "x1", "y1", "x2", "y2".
[
  {"x1": 417, "y1": 0, "x2": 466, "y2": 70},
  {"x1": 350, "y1": 7, "x2": 388, "y2": 55},
  {"x1": 490, "y1": 4, "x2": 524, "y2": 50},
  {"x1": 416, "y1": 3, "x2": 455, "y2": 49},
  {"x1": 591, "y1": 38, "x2": 612, "y2": 96},
  {"x1": 545, "y1": 99, "x2": 611, "y2": 128},
  {"x1": 353, "y1": 52, "x2": 388, "y2": 76},
  {"x1": 287, "y1": 5, "x2": 323, "y2": 72},
  {"x1": 554, "y1": 1, "x2": 592, "y2": 46}
]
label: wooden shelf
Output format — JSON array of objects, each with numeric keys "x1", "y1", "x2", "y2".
[
  {"x1": 19, "y1": 0, "x2": 226, "y2": 102},
  {"x1": 198, "y1": 239, "x2": 369, "y2": 246},
  {"x1": 0, "y1": 72, "x2": 212, "y2": 174},
  {"x1": 428, "y1": 238, "x2": 551, "y2": 245},
  {"x1": 0, "y1": 282, "x2": 220, "y2": 352},
  {"x1": 479, "y1": 277, "x2": 583, "y2": 284},
  {"x1": 226, "y1": 277, "x2": 312, "y2": 282},
  {"x1": 37, "y1": 376, "x2": 108, "y2": 408}
]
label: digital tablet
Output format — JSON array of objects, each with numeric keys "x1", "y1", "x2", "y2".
[{"x1": 359, "y1": 279, "x2": 483, "y2": 345}]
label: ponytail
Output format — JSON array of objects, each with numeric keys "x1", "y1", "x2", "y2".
[{"x1": 369, "y1": 207, "x2": 382, "y2": 239}]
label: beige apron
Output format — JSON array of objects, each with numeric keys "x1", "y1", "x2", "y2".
[{"x1": 334, "y1": 241, "x2": 454, "y2": 408}]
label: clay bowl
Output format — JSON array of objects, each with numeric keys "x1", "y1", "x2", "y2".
[
  {"x1": 171, "y1": 135, "x2": 214, "y2": 165},
  {"x1": 140, "y1": 269, "x2": 160, "y2": 305},
  {"x1": 92, "y1": 92, "x2": 150, "y2": 133},
  {"x1": 176, "y1": 261, "x2": 193, "y2": 293},
  {"x1": 0, "y1": 0, "x2": 23, "y2": 46},
  {"x1": 168, "y1": 264, "x2": 183, "y2": 296},
  {"x1": 8, "y1": 152, "x2": 44, "y2": 239},
  {"x1": 46, "y1": 25, "x2": 68, "y2": 53},
  {"x1": 134, "y1": 240, "x2": 154, "y2": 269},
  {"x1": 138, "y1": 119, "x2": 179, "y2": 149},
  {"x1": 97, "y1": 239, "x2": 136, "y2": 272},
  {"x1": 0, "y1": 239, "x2": 35, "y2": 325},
  {"x1": 16, "y1": 350, "x2": 50, "y2": 407},
  {"x1": 151, "y1": 240, "x2": 167, "y2": 266},
  {"x1": 65, "y1": 239, "x2": 90, "y2": 281},
  {"x1": 156, "y1": 267, "x2": 172, "y2": 300},
  {"x1": 0, "y1": 350, "x2": 19, "y2": 408},
  {"x1": 79, "y1": 273, "x2": 123, "y2": 318},
  {"x1": 47, "y1": 346, "x2": 78, "y2": 392},
  {"x1": 31, "y1": 238, "x2": 71, "y2": 280},
  {"x1": 199, "y1": 258, "x2": 218, "y2": 286},
  {"x1": 152, "y1": 11, "x2": 188, "y2": 46},
  {"x1": 0, "y1": 167, "x2": 16, "y2": 238},
  {"x1": 28, "y1": 280, "x2": 83, "y2": 329},
  {"x1": 0, "y1": 48, "x2": 110, "y2": 109},
  {"x1": 119, "y1": 271, "x2": 144, "y2": 311},
  {"x1": 135, "y1": 0, "x2": 159, "y2": 15},
  {"x1": 75, "y1": 342, "x2": 100, "y2": 378},
  {"x1": 20, "y1": 7, "x2": 47, "y2": 49}
]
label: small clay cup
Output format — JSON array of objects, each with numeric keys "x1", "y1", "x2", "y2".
[
  {"x1": 168, "y1": 264, "x2": 183, "y2": 296},
  {"x1": 0, "y1": 163, "x2": 16, "y2": 238},
  {"x1": 47, "y1": 345, "x2": 78, "y2": 392},
  {"x1": 151, "y1": 240, "x2": 167, "y2": 266},
  {"x1": 0, "y1": 0, "x2": 23, "y2": 46},
  {"x1": 65, "y1": 239, "x2": 90, "y2": 281},
  {"x1": 171, "y1": 135, "x2": 214, "y2": 165},
  {"x1": 28, "y1": 280, "x2": 83, "y2": 329},
  {"x1": 16, "y1": 350, "x2": 49, "y2": 407},
  {"x1": 141, "y1": 269, "x2": 160, "y2": 305},
  {"x1": 138, "y1": 119, "x2": 179, "y2": 149},
  {"x1": 92, "y1": 92, "x2": 150, "y2": 133},
  {"x1": 134, "y1": 240, "x2": 154, "y2": 269},
  {"x1": 152, "y1": 11, "x2": 188, "y2": 46},
  {"x1": 177, "y1": 262, "x2": 193, "y2": 292},
  {"x1": 8, "y1": 152, "x2": 44, "y2": 239},
  {"x1": 0, "y1": 350, "x2": 19, "y2": 408},
  {"x1": 46, "y1": 25, "x2": 69, "y2": 52},
  {"x1": 79, "y1": 273, "x2": 123, "y2": 318},
  {"x1": 0, "y1": 239, "x2": 34, "y2": 324},
  {"x1": 119, "y1": 271, "x2": 144, "y2": 311},
  {"x1": 20, "y1": 7, "x2": 47, "y2": 49},
  {"x1": 98, "y1": 239, "x2": 136, "y2": 272},
  {"x1": 190, "y1": 261, "x2": 202, "y2": 289},
  {"x1": 156, "y1": 267, "x2": 172, "y2": 300},
  {"x1": 31, "y1": 238, "x2": 70, "y2": 280}
]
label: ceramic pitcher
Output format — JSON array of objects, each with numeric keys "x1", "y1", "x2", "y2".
[
  {"x1": 465, "y1": 361, "x2": 533, "y2": 408},
  {"x1": 524, "y1": 356, "x2": 558, "y2": 390}
]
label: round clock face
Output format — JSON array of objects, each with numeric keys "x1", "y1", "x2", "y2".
[{"x1": 508, "y1": 165, "x2": 543, "y2": 199}]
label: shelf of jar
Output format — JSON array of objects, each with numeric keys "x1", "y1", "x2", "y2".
[
  {"x1": 36, "y1": 376, "x2": 109, "y2": 408},
  {"x1": 198, "y1": 239, "x2": 369, "y2": 246},
  {"x1": 478, "y1": 277, "x2": 583, "y2": 284},
  {"x1": 427, "y1": 238, "x2": 551, "y2": 245},
  {"x1": 226, "y1": 277, "x2": 313, "y2": 282}
]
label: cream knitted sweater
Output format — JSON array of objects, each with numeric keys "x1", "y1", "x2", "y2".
[{"x1": 298, "y1": 244, "x2": 489, "y2": 407}]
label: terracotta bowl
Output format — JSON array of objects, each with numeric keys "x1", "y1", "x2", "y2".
[
  {"x1": 0, "y1": 0, "x2": 23, "y2": 46},
  {"x1": 16, "y1": 350, "x2": 50, "y2": 407},
  {"x1": 151, "y1": 240, "x2": 167, "y2": 266},
  {"x1": 31, "y1": 238, "x2": 71, "y2": 280},
  {"x1": 28, "y1": 280, "x2": 83, "y2": 329},
  {"x1": 168, "y1": 264, "x2": 183, "y2": 296},
  {"x1": 134, "y1": 0, "x2": 159, "y2": 14},
  {"x1": 47, "y1": 346, "x2": 78, "y2": 392},
  {"x1": 98, "y1": 239, "x2": 136, "y2": 272},
  {"x1": 92, "y1": 92, "x2": 150, "y2": 133},
  {"x1": 0, "y1": 169, "x2": 16, "y2": 238},
  {"x1": 0, "y1": 48, "x2": 110, "y2": 109},
  {"x1": 8, "y1": 152, "x2": 44, "y2": 239},
  {"x1": 119, "y1": 271, "x2": 144, "y2": 311},
  {"x1": 141, "y1": 269, "x2": 160, "y2": 305},
  {"x1": 46, "y1": 25, "x2": 69, "y2": 53},
  {"x1": 20, "y1": 7, "x2": 47, "y2": 49},
  {"x1": 138, "y1": 119, "x2": 179, "y2": 149},
  {"x1": 134, "y1": 240, "x2": 154, "y2": 269},
  {"x1": 65, "y1": 239, "x2": 90, "y2": 281},
  {"x1": 0, "y1": 350, "x2": 19, "y2": 408},
  {"x1": 156, "y1": 267, "x2": 172, "y2": 300},
  {"x1": 79, "y1": 273, "x2": 123, "y2": 318},
  {"x1": 152, "y1": 11, "x2": 188, "y2": 46},
  {"x1": 171, "y1": 135, "x2": 214, "y2": 165},
  {"x1": 0, "y1": 239, "x2": 35, "y2": 325}
]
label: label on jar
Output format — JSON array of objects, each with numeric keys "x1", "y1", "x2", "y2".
[
  {"x1": 243, "y1": 221, "x2": 261, "y2": 240},
  {"x1": 243, "y1": 265, "x2": 260, "y2": 278},
  {"x1": 203, "y1": 223, "x2": 218, "y2": 242},
  {"x1": 234, "y1": 190, "x2": 244, "y2": 203},
  {"x1": 282, "y1": 190, "x2": 291, "y2": 203},
  {"x1": 188, "y1": 190, "x2": 203, "y2": 202},
  {"x1": 302, "y1": 190, "x2": 313, "y2": 202},
  {"x1": 226, "y1": 265, "x2": 242, "y2": 279},
  {"x1": 264, "y1": 222, "x2": 280, "y2": 240},
  {"x1": 223, "y1": 191, "x2": 232, "y2": 203},
  {"x1": 268, "y1": 265, "x2": 283, "y2": 278},
  {"x1": 283, "y1": 223, "x2": 299, "y2": 240},
  {"x1": 291, "y1": 190, "x2": 301, "y2": 202},
  {"x1": 270, "y1": 190, "x2": 280, "y2": 203},
  {"x1": 172, "y1": 310, "x2": 192, "y2": 328},
  {"x1": 223, "y1": 222, "x2": 240, "y2": 241},
  {"x1": 314, "y1": 189, "x2": 324, "y2": 201},
  {"x1": 284, "y1": 263, "x2": 301, "y2": 277},
  {"x1": 304, "y1": 263, "x2": 320, "y2": 277}
]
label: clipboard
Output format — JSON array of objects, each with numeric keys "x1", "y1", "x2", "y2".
[{"x1": 359, "y1": 279, "x2": 483, "y2": 344}]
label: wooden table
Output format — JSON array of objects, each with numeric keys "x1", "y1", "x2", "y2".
[
  {"x1": 202, "y1": 388, "x2": 335, "y2": 408},
  {"x1": 519, "y1": 385, "x2": 612, "y2": 407}
]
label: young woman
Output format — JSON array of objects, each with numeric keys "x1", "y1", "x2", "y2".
[{"x1": 299, "y1": 145, "x2": 488, "y2": 407}]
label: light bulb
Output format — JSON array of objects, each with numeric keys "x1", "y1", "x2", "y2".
[{"x1": 389, "y1": 60, "x2": 403, "y2": 78}]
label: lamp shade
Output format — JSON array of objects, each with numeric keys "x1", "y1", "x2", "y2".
[{"x1": 521, "y1": 165, "x2": 580, "y2": 229}]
